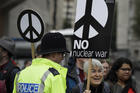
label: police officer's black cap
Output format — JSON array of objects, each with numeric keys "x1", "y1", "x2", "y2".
[{"x1": 38, "y1": 32, "x2": 69, "y2": 55}]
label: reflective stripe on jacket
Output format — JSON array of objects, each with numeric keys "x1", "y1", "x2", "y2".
[{"x1": 12, "y1": 58, "x2": 67, "y2": 93}]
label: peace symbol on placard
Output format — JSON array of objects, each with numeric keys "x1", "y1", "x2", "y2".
[
  {"x1": 74, "y1": 0, "x2": 108, "y2": 39},
  {"x1": 17, "y1": 10, "x2": 44, "y2": 42}
]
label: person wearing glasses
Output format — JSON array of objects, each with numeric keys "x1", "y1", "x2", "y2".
[
  {"x1": 13, "y1": 32, "x2": 69, "y2": 93},
  {"x1": 106, "y1": 57, "x2": 137, "y2": 93}
]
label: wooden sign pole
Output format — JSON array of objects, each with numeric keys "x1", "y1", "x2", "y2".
[
  {"x1": 86, "y1": 58, "x2": 92, "y2": 90},
  {"x1": 31, "y1": 43, "x2": 35, "y2": 59}
]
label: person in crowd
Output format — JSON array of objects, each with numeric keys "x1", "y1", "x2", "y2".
[
  {"x1": 0, "y1": 37, "x2": 20, "y2": 93},
  {"x1": 13, "y1": 32, "x2": 69, "y2": 93},
  {"x1": 100, "y1": 59, "x2": 111, "y2": 80},
  {"x1": 66, "y1": 57, "x2": 88, "y2": 92},
  {"x1": 70, "y1": 59, "x2": 111, "y2": 93},
  {"x1": 22, "y1": 60, "x2": 31, "y2": 69},
  {"x1": 106, "y1": 57, "x2": 137, "y2": 93}
]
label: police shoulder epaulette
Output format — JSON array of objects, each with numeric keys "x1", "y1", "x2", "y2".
[{"x1": 48, "y1": 68, "x2": 59, "y2": 76}]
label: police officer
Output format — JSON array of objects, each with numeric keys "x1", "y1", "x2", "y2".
[{"x1": 13, "y1": 32, "x2": 69, "y2": 93}]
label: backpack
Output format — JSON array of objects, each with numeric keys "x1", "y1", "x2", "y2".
[{"x1": 0, "y1": 63, "x2": 19, "y2": 93}]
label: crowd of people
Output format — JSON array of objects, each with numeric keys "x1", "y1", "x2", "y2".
[{"x1": 0, "y1": 32, "x2": 138, "y2": 93}]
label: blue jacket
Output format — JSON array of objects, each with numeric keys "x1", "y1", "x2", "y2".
[{"x1": 66, "y1": 57, "x2": 83, "y2": 93}]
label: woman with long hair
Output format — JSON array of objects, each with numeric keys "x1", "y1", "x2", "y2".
[{"x1": 106, "y1": 57, "x2": 137, "y2": 93}]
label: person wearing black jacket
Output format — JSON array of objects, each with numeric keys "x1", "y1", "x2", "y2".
[
  {"x1": 106, "y1": 57, "x2": 137, "y2": 93},
  {"x1": 0, "y1": 37, "x2": 20, "y2": 93},
  {"x1": 70, "y1": 59, "x2": 111, "y2": 93}
]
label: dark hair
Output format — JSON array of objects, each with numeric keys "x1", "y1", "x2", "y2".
[
  {"x1": 68, "y1": 56, "x2": 76, "y2": 66},
  {"x1": 24, "y1": 60, "x2": 31, "y2": 65},
  {"x1": 106, "y1": 57, "x2": 133, "y2": 84}
]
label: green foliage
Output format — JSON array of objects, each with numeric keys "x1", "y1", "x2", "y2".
[{"x1": 133, "y1": 0, "x2": 140, "y2": 38}]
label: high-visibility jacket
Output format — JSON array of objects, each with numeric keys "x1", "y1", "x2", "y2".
[{"x1": 12, "y1": 58, "x2": 67, "y2": 93}]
